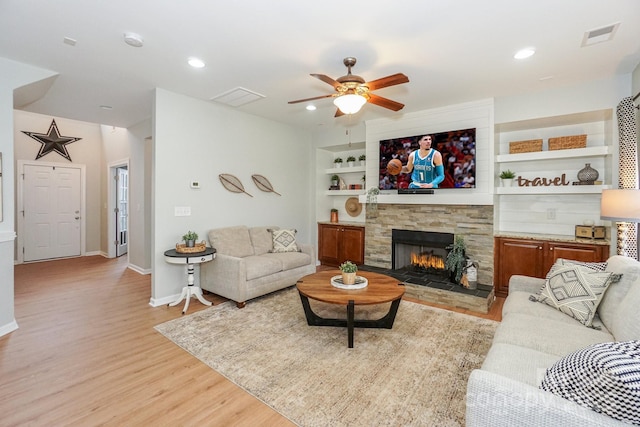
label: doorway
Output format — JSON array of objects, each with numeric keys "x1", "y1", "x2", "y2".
[
  {"x1": 18, "y1": 161, "x2": 85, "y2": 262},
  {"x1": 107, "y1": 160, "x2": 129, "y2": 259}
]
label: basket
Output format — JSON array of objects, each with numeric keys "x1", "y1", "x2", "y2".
[
  {"x1": 175, "y1": 241, "x2": 207, "y2": 253},
  {"x1": 509, "y1": 139, "x2": 543, "y2": 154},
  {"x1": 548, "y1": 134, "x2": 587, "y2": 151}
]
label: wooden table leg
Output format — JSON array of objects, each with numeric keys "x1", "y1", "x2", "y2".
[{"x1": 347, "y1": 300, "x2": 354, "y2": 348}]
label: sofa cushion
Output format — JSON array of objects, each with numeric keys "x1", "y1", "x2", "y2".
[
  {"x1": 532, "y1": 260, "x2": 614, "y2": 327},
  {"x1": 599, "y1": 255, "x2": 640, "y2": 334},
  {"x1": 262, "y1": 251, "x2": 312, "y2": 270},
  {"x1": 249, "y1": 226, "x2": 278, "y2": 255},
  {"x1": 481, "y1": 342, "x2": 562, "y2": 387},
  {"x1": 208, "y1": 226, "x2": 254, "y2": 258},
  {"x1": 269, "y1": 228, "x2": 300, "y2": 253},
  {"x1": 540, "y1": 340, "x2": 640, "y2": 425},
  {"x1": 502, "y1": 292, "x2": 605, "y2": 330},
  {"x1": 244, "y1": 255, "x2": 282, "y2": 281},
  {"x1": 492, "y1": 313, "x2": 614, "y2": 357}
]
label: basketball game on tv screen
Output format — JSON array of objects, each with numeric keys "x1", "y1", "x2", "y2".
[{"x1": 378, "y1": 128, "x2": 476, "y2": 190}]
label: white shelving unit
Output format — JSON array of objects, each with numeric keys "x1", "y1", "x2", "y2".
[{"x1": 494, "y1": 109, "x2": 615, "y2": 236}]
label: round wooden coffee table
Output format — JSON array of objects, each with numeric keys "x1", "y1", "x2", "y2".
[{"x1": 296, "y1": 270, "x2": 405, "y2": 348}]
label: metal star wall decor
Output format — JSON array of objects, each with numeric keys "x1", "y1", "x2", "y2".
[{"x1": 22, "y1": 119, "x2": 82, "y2": 162}]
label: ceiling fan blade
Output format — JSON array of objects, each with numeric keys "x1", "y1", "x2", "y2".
[
  {"x1": 365, "y1": 73, "x2": 409, "y2": 91},
  {"x1": 311, "y1": 73, "x2": 342, "y2": 89},
  {"x1": 367, "y1": 93, "x2": 405, "y2": 111},
  {"x1": 288, "y1": 94, "x2": 335, "y2": 104},
  {"x1": 334, "y1": 108, "x2": 345, "y2": 118}
]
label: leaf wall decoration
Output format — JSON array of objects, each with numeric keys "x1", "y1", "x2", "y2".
[
  {"x1": 251, "y1": 174, "x2": 281, "y2": 196},
  {"x1": 219, "y1": 174, "x2": 253, "y2": 197}
]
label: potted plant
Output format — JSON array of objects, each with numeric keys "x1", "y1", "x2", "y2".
[
  {"x1": 359, "y1": 154, "x2": 366, "y2": 166},
  {"x1": 330, "y1": 208, "x2": 339, "y2": 223},
  {"x1": 331, "y1": 174, "x2": 339, "y2": 187},
  {"x1": 346, "y1": 156, "x2": 356, "y2": 167},
  {"x1": 334, "y1": 157, "x2": 343, "y2": 168},
  {"x1": 499, "y1": 170, "x2": 516, "y2": 187},
  {"x1": 339, "y1": 260, "x2": 358, "y2": 285},
  {"x1": 445, "y1": 235, "x2": 467, "y2": 284},
  {"x1": 182, "y1": 230, "x2": 198, "y2": 247}
]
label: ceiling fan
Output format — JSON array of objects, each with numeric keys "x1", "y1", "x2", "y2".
[{"x1": 288, "y1": 57, "x2": 409, "y2": 116}]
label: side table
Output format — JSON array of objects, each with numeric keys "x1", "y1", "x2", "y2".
[{"x1": 164, "y1": 247, "x2": 216, "y2": 314}]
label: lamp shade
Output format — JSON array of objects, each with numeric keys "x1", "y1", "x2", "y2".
[
  {"x1": 333, "y1": 94, "x2": 367, "y2": 115},
  {"x1": 600, "y1": 189, "x2": 640, "y2": 222}
]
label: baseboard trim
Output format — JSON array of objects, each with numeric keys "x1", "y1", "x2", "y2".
[
  {"x1": 128, "y1": 264, "x2": 151, "y2": 275},
  {"x1": 0, "y1": 320, "x2": 19, "y2": 338},
  {"x1": 149, "y1": 294, "x2": 181, "y2": 307}
]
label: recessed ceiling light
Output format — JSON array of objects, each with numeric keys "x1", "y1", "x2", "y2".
[
  {"x1": 188, "y1": 57, "x2": 205, "y2": 68},
  {"x1": 514, "y1": 48, "x2": 535, "y2": 59},
  {"x1": 63, "y1": 37, "x2": 77, "y2": 46},
  {"x1": 306, "y1": 105, "x2": 317, "y2": 111},
  {"x1": 99, "y1": 105, "x2": 113, "y2": 110}
]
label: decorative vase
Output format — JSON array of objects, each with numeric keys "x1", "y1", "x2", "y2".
[
  {"x1": 577, "y1": 163, "x2": 599, "y2": 185},
  {"x1": 186, "y1": 240, "x2": 195, "y2": 247},
  {"x1": 348, "y1": 161, "x2": 355, "y2": 167},
  {"x1": 330, "y1": 211, "x2": 339, "y2": 223},
  {"x1": 342, "y1": 271, "x2": 357, "y2": 285}
]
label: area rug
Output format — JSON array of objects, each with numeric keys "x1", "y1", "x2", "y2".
[{"x1": 155, "y1": 287, "x2": 498, "y2": 426}]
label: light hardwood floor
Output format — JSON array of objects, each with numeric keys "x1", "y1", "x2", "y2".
[{"x1": 2, "y1": 256, "x2": 503, "y2": 426}]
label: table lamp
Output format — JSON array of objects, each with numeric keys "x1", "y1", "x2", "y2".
[{"x1": 600, "y1": 189, "x2": 640, "y2": 258}]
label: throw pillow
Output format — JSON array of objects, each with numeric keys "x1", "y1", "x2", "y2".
[
  {"x1": 540, "y1": 340, "x2": 640, "y2": 425},
  {"x1": 546, "y1": 258, "x2": 622, "y2": 283},
  {"x1": 269, "y1": 228, "x2": 300, "y2": 253},
  {"x1": 531, "y1": 262, "x2": 614, "y2": 327}
]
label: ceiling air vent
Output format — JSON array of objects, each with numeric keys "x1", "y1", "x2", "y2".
[
  {"x1": 210, "y1": 87, "x2": 265, "y2": 107},
  {"x1": 581, "y1": 22, "x2": 620, "y2": 47}
]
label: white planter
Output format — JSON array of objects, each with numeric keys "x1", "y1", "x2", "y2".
[
  {"x1": 501, "y1": 178, "x2": 514, "y2": 187},
  {"x1": 360, "y1": 160, "x2": 366, "y2": 166},
  {"x1": 347, "y1": 161, "x2": 355, "y2": 167},
  {"x1": 334, "y1": 163, "x2": 342, "y2": 168}
]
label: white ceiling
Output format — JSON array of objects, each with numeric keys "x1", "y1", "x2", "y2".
[{"x1": 1, "y1": 0, "x2": 639, "y2": 131}]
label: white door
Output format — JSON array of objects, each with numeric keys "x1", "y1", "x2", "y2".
[
  {"x1": 24, "y1": 164, "x2": 81, "y2": 261},
  {"x1": 116, "y1": 167, "x2": 128, "y2": 257}
]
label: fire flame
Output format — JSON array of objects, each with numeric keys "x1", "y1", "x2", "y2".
[{"x1": 410, "y1": 252, "x2": 445, "y2": 270}]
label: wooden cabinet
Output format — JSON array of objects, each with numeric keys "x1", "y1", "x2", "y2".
[
  {"x1": 318, "y1": 223, "x2": 365, "y2": 267},
  {"x1": 494, "y1": 236, "x2": 610, "y2": 297}
]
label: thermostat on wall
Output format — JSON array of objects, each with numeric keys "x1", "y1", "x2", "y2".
[{"x1": 190, "y1": 181, "x2": 200, "y2": 189}]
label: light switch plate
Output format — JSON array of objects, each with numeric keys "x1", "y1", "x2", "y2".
[{"x1": 174, "y1": 206, "x2": 191, "y2": 216}]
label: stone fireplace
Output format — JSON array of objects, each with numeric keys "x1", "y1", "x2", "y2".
[{"x1": 363, "y1": 203, "x2": 495, "y2": 312}]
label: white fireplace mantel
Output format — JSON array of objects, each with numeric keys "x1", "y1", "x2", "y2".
[{"x1": 358, "y1": 193, "x2": 494, "y2": 206}]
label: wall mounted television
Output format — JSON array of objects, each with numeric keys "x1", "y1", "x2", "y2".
[{"x1": 378, "y1": 128, "x2": 476, "y2": 190}]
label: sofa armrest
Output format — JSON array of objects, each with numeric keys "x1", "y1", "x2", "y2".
[
  {"x1": 508, "y1": 275, "x2": 546, "y2": 295},
  {"x1": 298, "y1": 243, "x2": 316, "y2": 265},
  {"x1": 200, "y1": 253, "x2": 248, "y2": 302},
  {"x1": 467, "y1": 369, "x2": 622, "y2": 427}
]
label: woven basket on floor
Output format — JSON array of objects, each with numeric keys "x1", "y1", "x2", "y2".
[
  {"x1": 548, "y1": 134, "x2": 587, "y2": 150},
  {"x1": 509, "y1": 139, "x2": 543, "y2": 154}
]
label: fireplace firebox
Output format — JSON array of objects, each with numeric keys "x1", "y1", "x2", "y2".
[{"x1": 392, "y1": 229, "x2": 454, "y2": 271}]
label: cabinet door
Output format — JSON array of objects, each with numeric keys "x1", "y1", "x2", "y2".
[
  {"x1": 318, "y1": 224, "x2": 340, "y2": 266},
  {"x1": 341, "y1": 226, "x2": 365, "y2": 265},
  {"x1": 545, "y1": 242, "x2": 609, "y2": 272},
  {"x1": 494, "y1": 237, "x2": 545, "y2": 297}
]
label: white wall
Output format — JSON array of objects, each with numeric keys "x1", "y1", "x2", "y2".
[
  {"x1": 0, "y1": 58, "x2": 57, "y2": 337},
  {"x1": 151, "y1": 89, "x2": 313, "y2": 304}
]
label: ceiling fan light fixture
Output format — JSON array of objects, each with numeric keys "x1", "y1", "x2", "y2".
[{"x1": 333, "y1": 94, "x2": 367, "y2": 115}]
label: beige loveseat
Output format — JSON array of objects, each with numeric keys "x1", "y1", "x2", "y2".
[{"x1": 200, "y1": 225, "x2": 316, "y2": 308}]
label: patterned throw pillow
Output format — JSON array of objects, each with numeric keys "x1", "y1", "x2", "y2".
[
  {"x1": 269, "y1": 228, "x2": 300, "y2": 253},
  {"x1": 540, "y1": 341, "x2": 640, "y2": 425},
  {"x1": 545, "y1": 258, "x2": 622, "y2": 283},
  {"x1": 531, "y1": 261, "x2": 614, "y2": 327}
]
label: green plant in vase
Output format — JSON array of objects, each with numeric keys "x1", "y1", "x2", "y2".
[
  {"x1": 339, "y1": 260, "x2": 358, "y2": 285},
  {"x1": 182, "y1": 230, "x2": 199, "y2": 247},
  {"x1": 499, "y1": 170, "x2": 516, "y2": 187},
  {"x1": 334, "y1": 157, "x2": 343, "y2": 168},
  {"x1": 445, "y1": 235, "x2": 467, "y2": 284}
]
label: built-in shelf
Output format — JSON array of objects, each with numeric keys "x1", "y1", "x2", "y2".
[
  {"x1": 496, "y1": 146, "x2": 611, "y2": 163},
  {"x1": 325, "y1": 165, "x2": 366, "y2": 174},
  {"x1": 325, "y1": 190, "x2": 365, "y2": 196},
  {"x1": 496, "y1": 184, "x2": 611, "y2": 195}
]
